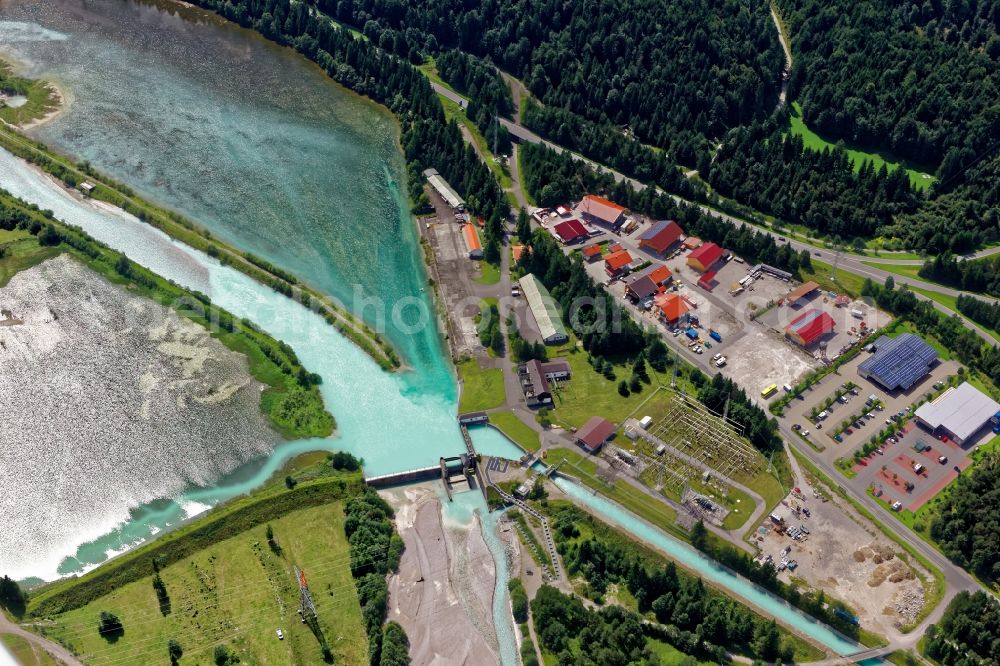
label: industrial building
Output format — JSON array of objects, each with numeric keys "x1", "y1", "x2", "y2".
[
  {"x1": 914, "y1": 382, "x2": 1000, "y2": 444},
  {"x1": 785, "y1": 309, "x2": 835, "y2": 346},
  {"x1": 462, "y1": 224, "x2": 483, "y2": 259},
  {"x1": 624, "y1": 264, "x2": 672, "y2": 301},
  {"x1": 553, "y1": 219, "x2": 589, "y2": 244},
  {"x1": 785, "y1": 281, "x2": 820, "y2": 307},
  {"x1": 576, "y1": 416, "x2": 616, "y2": 453},
  {"x1": 423, "y1": 168, "x2": 465, "y2": 211},
  {"x1": 686, "y1": 242, "x2": 723, "y2": 272},
  {"x1": 858, "y1": 333, "x2": 939, "y2": 392},
  {"x1": 579, "y1": 195, "x2": 627, "y2": 229},
  {"x1": 518, "y1": 358, "x2": 572, "y2": 408},
  {"x1": 518, "y1": 274, "x2": 568, "y2": 344},
  {"x1": 638, "y1": 220, "x2": 684, "y2": 255}
]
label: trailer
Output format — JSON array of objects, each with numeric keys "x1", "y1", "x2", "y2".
[
  {"x1": 685, "y1": 328, "x2": 699, "y2": 340},
  {"x1": 709, "y1": 330, "x2": 722, "y2": 342}
]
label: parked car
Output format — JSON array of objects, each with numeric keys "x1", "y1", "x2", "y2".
[
  {"x1": 276, "y1": 629, "x2": 284, "y2": 640},
  {"x1": 938, "y1": 455, "x2": 948, "y2": 464},
  {"x1": 792, "y1": 423, "x2": 801, "y2": 431}
]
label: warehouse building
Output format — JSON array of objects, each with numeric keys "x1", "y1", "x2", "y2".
[
  {"x1": 785, "y1": 308, "x2": 835, "y2": 346},
  {"x1": 576, "y1": 416, "x2": 616, "y2": 453},
  {"x1": 423, "y1": 168, "x2": 465, "y2": 211},
  {"x1": 785, "y1": 281, "x2": 820, "y2": 308},
  {"x1": 687, "y1": 242, "x2": 723, "y2": 273},
  {"x1": 638, "y1": 220, "x2": 684, "y2": 255},
  {"x1": 553, "y1": 218, "x2": 589, "y2": 244},
  {"x1": 579, "y1": 195, "x2": 627, "y2": 229},
  {"x1": 858, "y1": 333, "x2": 939, "y2": 392},
  {"x1": 519, "y1": 274, "x2": 568, "y2": 344},
  {"x1": 462, "y1": 224, "x2": 483, "y2": 259},
  {"x1": 914, "y1": 382, "x2": 1000, "y2": 444}
]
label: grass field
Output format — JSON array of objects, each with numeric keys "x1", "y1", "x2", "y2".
[
  {"x1": 0, "y1": 634, "x2": 60, "y2": 666},
  {"x1": 474, "y1": 259, "x2": 501, "y2": 285},
  {"x1": 787, "y1": 103, "x2": 934, "y2": 191},
  {"x1": 798, "y1": 258, "x2": 867, "y2": 298},
  {"x1": 490, "y1": 410, "x2": 541, "y2": 451},
  {"x1": 0, "y1": 61, "x2": 60, "y2": 127},
  {"x1": 36, "y1": 503, "x2": 368, "y2": 666},
  {"x1": 861, "y1": 261, "x2": 924, "y2": 281},
  {"x1": 0, "y1": 235, "x2": 61, "y2": 288},
  {"x1": 457, "y1": 358, "x2": 505, "y2": 412}
]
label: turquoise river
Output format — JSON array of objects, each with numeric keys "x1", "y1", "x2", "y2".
[{"x1": 0, "y1": 0, "x2": 863, "y2": 660}]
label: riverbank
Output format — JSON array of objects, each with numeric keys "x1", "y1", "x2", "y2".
[
  {"x1": 0, "y1": 189, "x2": 333, "y2": 441},
  {"x1": 0, "y1": 125, "x2": 401, "y2": 371}
]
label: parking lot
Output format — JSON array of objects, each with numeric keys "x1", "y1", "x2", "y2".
[{"x1": 780, "y1": 350, "x2": 964, "y2": 511}]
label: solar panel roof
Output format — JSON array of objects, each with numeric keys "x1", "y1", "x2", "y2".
[{"x1": 858, "y1": 333, "x2": 938, "y2": 391}]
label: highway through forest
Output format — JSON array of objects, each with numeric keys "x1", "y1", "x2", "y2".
[
  {"x1": 429, "y1": 78, "x2": 993, "y2": 659},
  {"x1": 428, "y1": 81, "x2": 998, "y2": 345}
]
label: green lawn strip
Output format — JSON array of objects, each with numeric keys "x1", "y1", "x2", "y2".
[
  {"x1": 0, "y1": 126, "x2": 397, "y2": 370},
  {"x1": 546, "y1": 447, "x2": 683, "y2": 539},
  {"x1": 861, "y1": 261, "x2": 924, "y2": 280},
  {"x1": 787, "y1": 103, "x2": 935, "y2": 191},
  {"x1": 0, "y1": 634, "x2": 59, "y2": 666},
  {"x1": 457, "y1": 358, "x2": 505, "y2": 412},
  {"x1": 474, "y1": 259, "x2": 501, "y2": 285},
  {"x1": 904, "y1": 285, "x2": 1000, "y2": 342},
  {"x1": 514, "y1": 144, "x2": 537, "y2": 207},
  {"x1": 38, "y1": 501, "x2": 368, "y2": 666},
  {"x1": 0, "y1": 237, "x2": 60, "y2": 287},
  {"x1": 490, "y1": 410, "x2": 541, "y2": 452},
  {"x1": 797, "y1": 258, "x2": 867, "y2": 298},
  {"x1": 646, "y1": 638, "x2": 718, "y2": 666},
  {"x1": 789, "y1": 448, "x2": 945, "y2": 631},
  {"x1": 27, "y1": 459, "x2": 364, "y2": 617}
]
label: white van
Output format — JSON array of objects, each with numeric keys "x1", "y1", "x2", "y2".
[{"x1": 850, "y1": 309, "x2": 863, "y2": 318}]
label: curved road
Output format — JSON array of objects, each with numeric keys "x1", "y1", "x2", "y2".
[{"x1": 0, "y1": 612, "x2": 83, "y2": 666}]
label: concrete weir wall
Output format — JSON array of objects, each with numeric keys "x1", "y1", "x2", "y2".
[{"x1": 366, "y1": 466, "x2": 442, "y2": 488}]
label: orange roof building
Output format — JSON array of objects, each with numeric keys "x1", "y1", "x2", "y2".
[
  {"x1": 655, "y1": 293, "x2": 691, "y2": 325},
  {"x1": 579, "y1": 195, "x2": 627, "y2": 229},
  {"x1": 638, "y1": 220, "x2": 684, "y2": 254},
  {"x1": 604, "y1": 249, "x2": 633, "y2": 276},
  {"x1": 512, "y1": 244, "x2": 527, "y2": 262},
  {"x1": 582, "y1": 244, "x2": 602, "y2": 261},
  {"x1": 463, "y1": 224, "x2": 483, "y2": 259}
]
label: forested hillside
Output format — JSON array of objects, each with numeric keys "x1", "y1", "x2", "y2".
[
  {"x1": 312, "y1": 0, "x2": 785, "y2": 158},
  {"x1": 924, "y1": 591, "x2": 1000, "y2": 666},
  {"x1": 777, "y1": 0, "x2": 1000, "y2": 172}
]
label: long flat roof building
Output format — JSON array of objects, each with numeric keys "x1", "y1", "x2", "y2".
[
  {"x1": 519, "y1": 273, "x2": 568, "y2": 344},
  {"x1": 859, "y1": 333, "x2": 938, "y2": 392},
  {"x1": 914, "y1": 382, "x2": 1000, "y2": 444},
  {"x1": 423, "y1": 168, "x2": 465, "y2": 210}
]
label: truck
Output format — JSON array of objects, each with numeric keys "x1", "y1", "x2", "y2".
[
  {"x1": 685, "y1": 328, "x2": 698, "y2": 340},
  {"x1": 709, "y1": 330, "x2": 722, "y2": 342},
  {"x1": 850, "y1": 308, "x2": 864, "y2": 318}
]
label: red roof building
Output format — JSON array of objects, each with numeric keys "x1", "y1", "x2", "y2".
[
  {"x1": 697, "y1": 271, "x2": 718, "y2": 291},
  {"x1": 655, "y1": 293, "x2": 691, "y2": 325},
  {"x1": 785, "y1": 309, "x2": 836, "y2": 346},
  {"x1": 687, "y1": 242, "x2": 723, "y2": 272},
  {"x1": 512, "y1": 244, "x2": 527, "y2": 262},
  {"x1": 576, "y1": 416, "x2": 616, "y2": 453},
  {"x1": 579, "y1": 195, "x2": 627, "y2": 228},
  {"x1": 553, "y1": 219, "x2": 588, "y2": 244},
  {"x1": 604, "y1": 249, "x2": 633, "y2": 276},
  {"x1": 582, "y1": 244, "x2": 603, "y2": 261},
  {"x1": 638, "y1": 220, "x2": 684, "y2": 255}
]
